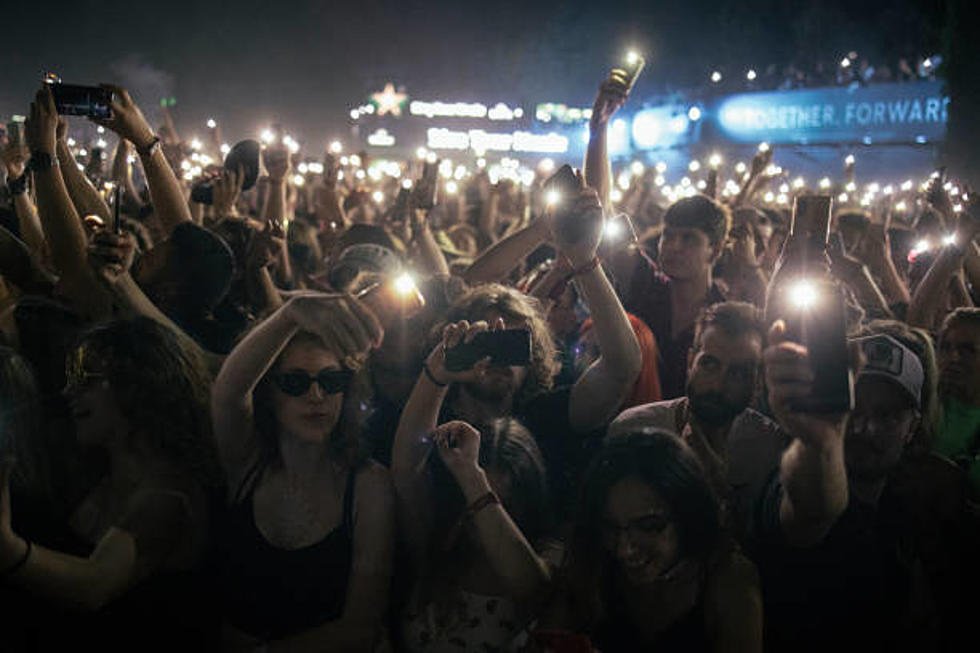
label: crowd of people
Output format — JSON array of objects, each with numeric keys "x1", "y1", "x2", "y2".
[{"x1": 0, "y1": 67, "x2": 977, "y2": 653}]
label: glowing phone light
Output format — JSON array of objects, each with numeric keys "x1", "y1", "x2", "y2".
[
  {"x1": 394, "y1": 272, "x2": 418, "y2": 296},
  {"x1": 789, "y1": 280, "x2": 818, "y2": 310},
  {"x1": 546, "y1": 190, "x2": 561, "y2": 206}
]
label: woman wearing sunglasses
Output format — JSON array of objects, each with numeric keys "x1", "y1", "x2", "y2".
[{"x1": 211, "y1": 292, "x2": 395, "y2": 651}]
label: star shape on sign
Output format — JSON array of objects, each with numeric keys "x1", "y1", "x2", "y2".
[{"x1": 372, "y1": 83, "x2": 407, "y2": 117}]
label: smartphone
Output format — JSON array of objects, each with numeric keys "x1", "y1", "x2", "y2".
[
  {"x1": 544, "y1": 164, "x2": 579, "y2": 200},
  {"x1": 780, "y1": 278, "x2": 854, "y2": 414},
  {"x1": 444, "y1": 328, "x2": 532, "y2": 372},
  {"x1": 791, "y1": 195, "x2": 833, "y2": 246},
  {"x1": 392, "y1": 187, "x2": 412, "y2": 220},
  {"x1": 6, "y1": 116, "x2": 26, "y2": 147},
  {"x1": 609, "y1": 52, "x2": 646, "y2": 93},
  {"x1": 414, "y1": 160, "x2": 440, "y2": 210},
  {"x1": 355, "y1": 276, "x2": 426, "y2": 328},
  {"x1": 51, "y1": 84, "x2": 113, "y2": 119},
  {"x1": 545, "y1": 165, "x2": 591, "y2": 243}
]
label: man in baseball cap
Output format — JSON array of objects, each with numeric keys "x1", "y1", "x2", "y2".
[{"x1": 845, "y1": 333, "x2": 925, "y2": 490}]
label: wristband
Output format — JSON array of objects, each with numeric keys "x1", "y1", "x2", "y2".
[
  {"x1": 28, "y1": 152, "x2": 58, "y2": 173},
  {"x1": 6, "y1": 172, "x2": 28, "y2": 196},
  {"x1": 464, "y1": 490, "x2": 500, "y2": 516},
  {"x1": 442, "y1": 490, "x2": 500, "y2": 552},
  {"x1": 423, "y1": 362, "x2": 448, "y2": 387},
  {"x1": 1, "y1": 539, "x2": 31, "y2": 578},
  {"x1": 135, "y1": 136, "x2": 161, "y2": 158},
  {"x1": 570, "y1": 255, "x2": 601, "y2": 277}
]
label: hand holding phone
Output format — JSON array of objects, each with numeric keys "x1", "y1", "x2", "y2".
[
  {"x1": 50, "y1": 84, "x2": 114, "y2": 120},
  {"x1": 773, "y1": 277, "x2": 853, "y2": 414},
  {"x1": 444, "y1": 328, "x2": 532, "y2": 372},
  {"x1": 413, "y1": 160, "x2": 440, "y2": 210}
]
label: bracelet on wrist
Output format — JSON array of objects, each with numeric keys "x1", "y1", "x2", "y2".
[
  {"x1": 135, "y1": 136, "x2": 161, "y2": 158},
  {"x1": 423, "y1": 362, "x2": 448, "y2": 387},
  {"x1": 28, "y1": 152, "x2": 58, "y2": 173},
  {"x1": 464, "y1": 490, "x2": 500, "y2": 516}
]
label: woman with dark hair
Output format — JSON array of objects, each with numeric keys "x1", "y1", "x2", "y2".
[
  {"x1": 0, "y1": 317, "x2": 221, "y2": 649},
  {"x1": 211, "y1": 292, "x2": 395, "y2": 651},
  {"x1": 393, "y1": 415, "x2": 553, "y2": 651},
  {"x1": 538, "y1": 431, "x2": 762, "y2": 652}
]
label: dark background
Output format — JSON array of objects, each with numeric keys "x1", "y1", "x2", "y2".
[{"x1": 1, "y1": 0, "x2": 947, "y2": 145}]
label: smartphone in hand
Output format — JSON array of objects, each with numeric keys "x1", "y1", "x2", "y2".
[
  {"x1": 50, "y1": 84, "x2": 113, "y2": 120},
  {"x1": 609, "y1": 52, "x2": 646, "y2": 93},
  {"x1": 444, "y1": 329, "x2": 532, "y2": 372},
  {"x1": 779, "y1": 278, "x2": 854, "y2": 414},
  {"x1": 414, "y1": 160, "x2": 440, "y2": 210}
]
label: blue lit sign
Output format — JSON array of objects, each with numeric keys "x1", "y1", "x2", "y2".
[
  {"x1": 631, "y1": 105, "x2": 694, "y2": 150},
  {"x1": 714, "y1": 81, "x2": 948, "y2": 145}
]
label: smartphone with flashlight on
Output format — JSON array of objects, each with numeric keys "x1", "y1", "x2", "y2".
[
  {"x1": 609, "y1": 52, "x2": 646, "y2": 94},
  {"x1": 444, "y1": 328, "x2": 532, "y2": 373},
  {"x1": 50, "y1": 84, "x2": 114, "y2": 120},
  {"x1": 354, "y1": 273, "x2": 426, "y2": 329},
  {"x1": 792, "y1": 195, "x2": 833, "y2": 247},
  {"x1": 545, "y1": 164, "x2": 592, "y2": 243}
]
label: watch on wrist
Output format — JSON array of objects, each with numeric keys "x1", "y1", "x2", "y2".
[
  {"x1": 135, "y1": 136, "x2": 161, "y2": 158},
  {"x1": 28, "y1": 151, "x2": 59, "y2": 173},
  {"x1": 7, "y1": 172, "x2": 28, "y2": 195}
]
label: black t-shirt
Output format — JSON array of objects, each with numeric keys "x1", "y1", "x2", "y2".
[{"x1": 750, "y1": 476, "x2": 932, "y2": 653}]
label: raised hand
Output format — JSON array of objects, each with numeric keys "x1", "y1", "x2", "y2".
[
  {"x1": 92, "y1": 85, "x2": 155, "y2": 149},
  {"x1": 24, "y1": 85, "x2": 59, "y2": 155},
  {"x1": 424, "y1": 318, "x2": 505, "y2": 386},
  {"x1": 213, "y1": 165, "x2": 245, "y2": 218},
  {"x1": 87, "y1": 230, "x2": 137, "y2": 287},
  {"x1": 433, "y1": 420, "x2": 482, "y2": 480},
  {"x1": 763, "y1": 320, "x2": 847, "y2": 451},
  {"x1": 246, "y1": 219, "x2": 285, "y2": 271},
  {"x1": 1, "y1": 140, "x2": 29, "y2": 179},
  {"x1": 263, "y1": 144, "x2": 291, "y2": 183},
  {"x1": 284, "y1": 292, "x2": 384, "y2": 363},
  {"x1": 547, "y1": 184, "x2": 604, "y2": 267},
  {"x1": 589, "y1": 79, "x2": 628, "y2": 130}
]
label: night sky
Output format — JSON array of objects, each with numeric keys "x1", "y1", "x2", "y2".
[{"x1": 2, "y1": 0, "x2": 941, "y2": 147}]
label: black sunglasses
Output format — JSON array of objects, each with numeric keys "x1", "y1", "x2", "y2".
[{"x1": 273, "y1": 369, "x2": 353, "y2": 397}]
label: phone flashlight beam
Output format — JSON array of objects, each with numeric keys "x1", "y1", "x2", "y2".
[{"x1": 789, "y1": 280, "x2": 818, "y2": 310}]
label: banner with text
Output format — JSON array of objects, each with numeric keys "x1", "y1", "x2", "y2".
[{"x1": 713, "y1": 81, "x2": 949, "y2": 145}]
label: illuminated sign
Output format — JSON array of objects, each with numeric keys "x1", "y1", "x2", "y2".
[
  {"x1": 371, "y1": 83, "x2": 408, "y2": 117},
  {"x1": 715, "y1": 80, "x2": 949, "y2": 145},
  {"x1": 536, "y1": 103, "x2": 593, "y2": 124},
  {"x1": 407, "y1": 100, "x2": 524, "y2": 120},
  {"x1": 426, "y1": 127, "x2": 569, "y2": 154},
  {"x1": 488, "y1": 103, "x2": 524, "y2": 121},
  {"x1": 631, "y1": 106, "x2": 694, "y2": 150},
  {"x1": 411, "y1": 101, "x2": 487, "y2": 119},
  {"x1": 366, "y1": 128, "x2": 396, "y2": 147}
]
